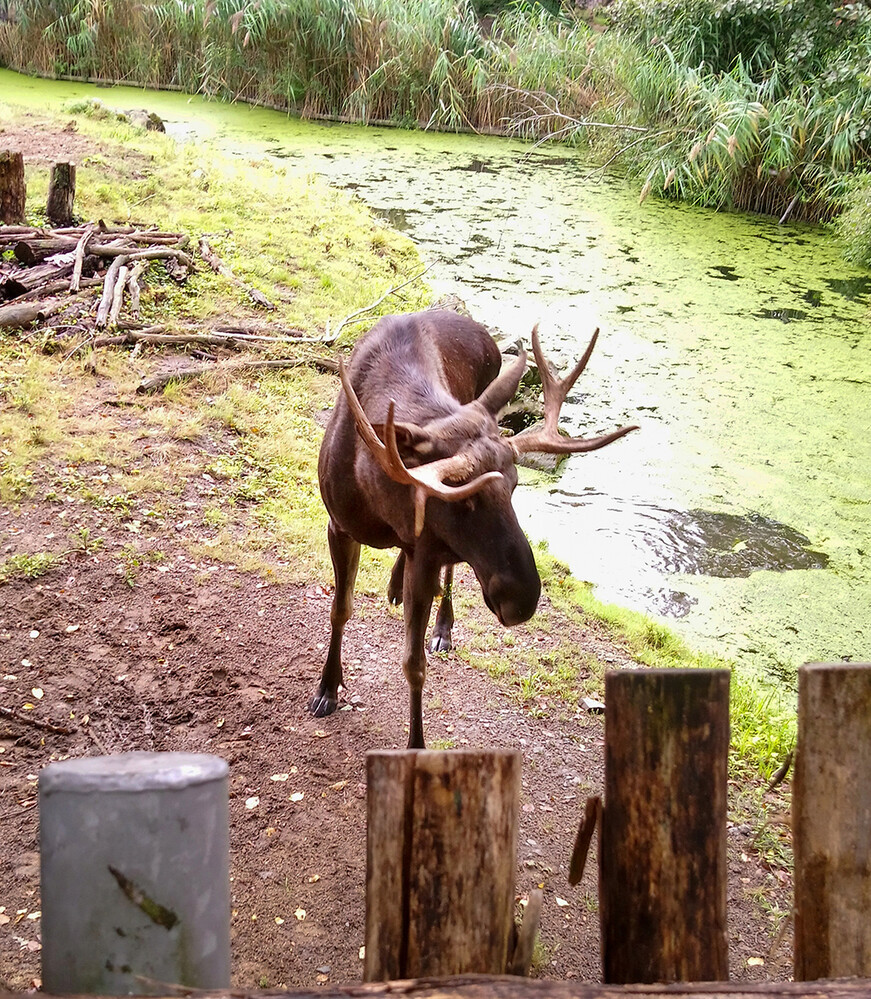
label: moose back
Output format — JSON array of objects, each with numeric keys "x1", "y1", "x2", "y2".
[{"x1": 313, "y1": 310, "x2": 637, "y2": 748}]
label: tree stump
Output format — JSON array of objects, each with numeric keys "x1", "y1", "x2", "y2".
[
  {"x1": 794, "y1": 662, "x2": 871, "y2": 980},
  {"x1": 46, "y1": 162, "x2": 76, "y2": 226},
  {"x1": 365, "y1": 750, "x2": 520, "y2": 981},
  {"x1": 600, "y1": 669, "x2": 730, "y2": 984},
  {"x1": 0, "y1": 150, "x2": 26, "y2": 225}
]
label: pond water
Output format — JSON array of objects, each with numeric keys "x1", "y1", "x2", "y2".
[{"x1": 4, "y1": 70, "x2": 870, "y2": 696}]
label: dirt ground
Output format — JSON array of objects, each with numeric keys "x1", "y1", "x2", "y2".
[{"x1": 0, "y1": 508, "x2": 794, "y2": 991}]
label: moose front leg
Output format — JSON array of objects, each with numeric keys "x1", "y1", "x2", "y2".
[
  {"x1": 310, "y1": 520, "x2": 360, "y2": 717},
  {"x1": 402, "y1": 551, "x2": 440, "y2": 749}
]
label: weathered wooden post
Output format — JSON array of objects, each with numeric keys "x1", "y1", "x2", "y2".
[
  {"x1": 0, "y1": 150, "x2": 26, "y2": 224},
  {"x1": 46, "y1": 161, "x2": 76, "y2": 226},
  {"x1": 40, "y1": 752, "x2": 231, "y2": 994},
  {"x1": 600, "y1": 668, "x2": 730, "y2": 983},
  {"x1": 794, "y1": 662, "x2": 871, "y2": 980},
  {"x1": 365, "y1": 749, "x2": 520, "y2": 981}
]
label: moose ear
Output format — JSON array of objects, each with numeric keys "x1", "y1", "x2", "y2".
[
  {"x1": 477, "y1": 350, "x2": 527, "y2": 415},
  {"x1": 369, "y1": 420, "x2": 434, "y2": 460}
]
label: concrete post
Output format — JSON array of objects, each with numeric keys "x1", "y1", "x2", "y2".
[{"x1": 40, "y1": 751, "x2": 231, "y2": 995}]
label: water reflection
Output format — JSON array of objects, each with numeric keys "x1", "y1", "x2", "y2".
[{"x1": 551, "y1": 491, "x2": 828, "y2": 578}]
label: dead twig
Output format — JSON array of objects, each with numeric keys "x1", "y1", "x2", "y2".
[
  {"x1": 0, "y1": 704, "x2": 77, "y2": 735},
  {"x1": 84, "y1": 722, "x2": 110, "y2": 755},
  {"x1": 136, "y1": 356, "x2": 338, "y2": 394},
  {"x1": 199, "y1": 236, "x2": 274, "y2": 310},
  {"x1": 326, "y1": 263, "x2": 436, "y2": 344}
]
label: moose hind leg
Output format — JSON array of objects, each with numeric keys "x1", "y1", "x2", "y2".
[
  {"x1": 387, "y1": 550, "x2": 405, "y2": 606},
  {"x1": 429, "y1": 564, "x2": 455, "y2": 653},
  {"x1": 310, "y1": 521, "x2": 360, "y2": 718}
]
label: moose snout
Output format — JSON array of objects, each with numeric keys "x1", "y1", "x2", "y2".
[{"x1": 482, "y1": 570, "x2": 541, "y2": 627}]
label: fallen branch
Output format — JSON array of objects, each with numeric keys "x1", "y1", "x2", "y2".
[
  {"x1": 136, "y1": 356, "x2": 338, "y2": 393},
  {"x1": 326, "y1": 263, "x2": 436, "y2": 343},
  {"x1": 127, "y1": 260, "x2": 147, "y2": 317},
  {"x1": 0, "y1": 291, "x2": 92, "y2": 329},
  {"x1": 69, "y1": 223, "x2": 95, "y2": 292},
  {"x1": 95, "y1": 253, "x2": 130, "y2": 327},
  {"x1": 18, "y1": 275, "x2": 101, "y2": 302},
  {"x1": 93, "y1": 329, "x2": 312, "y2": 348},
  {"x1": 199, "y1": 236, "x2": 275, "y2": 310},
  {"x1": 94, "y1": 247, "x2": 193, "y2": 327},
  {"x1": 108, "y1": 263, "x2": 129, "y2": 326},
  {"x1": 0, "y1": 704, "x2": 77, "y2": 735}
]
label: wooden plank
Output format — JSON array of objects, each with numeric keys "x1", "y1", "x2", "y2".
[
  {"x1": 794, "y1": 662, "x2": 871, "y2": 980},
  {"x1": 365, "y1": 750, "x2": 415, "y2": 982},
  {"x1": 365, "y1": 751, "x2": 520, "y2": 980},
  {"x1": 600, "y1": 669, "x2": 730, "y2": 984},
  {"x1": 5, "y1": 976, "x2": 871, "y2": 998}
]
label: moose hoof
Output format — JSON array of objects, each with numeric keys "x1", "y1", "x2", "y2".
[
  {"x1": 428, "y1": 634, "x2": 453, "y2": 653},
  {"x1": 308, "y1": 690, "x2": 339, "y2": 717}
]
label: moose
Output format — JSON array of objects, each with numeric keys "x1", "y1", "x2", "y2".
[{"x1": 313, "y1": 310, "x2": 638, "y2": 748}]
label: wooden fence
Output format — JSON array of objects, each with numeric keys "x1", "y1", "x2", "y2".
[{"x1": 18, "y1": 663, "x2": 871, "y2": 997}]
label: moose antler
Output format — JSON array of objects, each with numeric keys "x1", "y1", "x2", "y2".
[
  {"x1": 339, "y1": 360, "x2": 502, "y2": 537},
  {"x1": 511, "y1": 326, "x2": 639, "y2": 456}
]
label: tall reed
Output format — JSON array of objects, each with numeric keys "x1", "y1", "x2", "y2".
[{"x1": 3, "y1": 0, "x2": 871, "y2": 233}]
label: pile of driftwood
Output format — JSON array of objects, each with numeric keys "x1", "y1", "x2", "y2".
[
  {"x1": 0, "y1": 222, "x2": 192, "y2": 331},
  {"x1": 0, "y1": 209, "x2": 436, "y2": 393}
]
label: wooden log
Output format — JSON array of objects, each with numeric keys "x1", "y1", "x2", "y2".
[
  {"x1": 794, "y1": 662, "x2": 871, "y2": 980},
  {"x1": 600, "y1": 669, "x2": 730, "y2": 984},
  {"x1": 365, "y1": 750, "x2": 520, "y2": 981},
  {"x1": 0, "y1": 296, "x2": 77, "y2": 329},
  {"x1": 14, "y1": 235, "x2": 79, "y2": 264},
  {"x1": 5, "y1": 977, "x2": 871, "y2": 999},
  {"x1": 46, "y1": 162, "x2": 77, "y2": 226},
  {"x1": 0, "y1": 150, "x2": 26, "y2": 225},
  {"x1": 1, "y1": 260, "x2": 76, "y2": 298}
]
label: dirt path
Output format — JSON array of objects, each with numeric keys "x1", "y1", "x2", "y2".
[{"x1": 1, "y1": 523, "x2": 792, "y2": 990}]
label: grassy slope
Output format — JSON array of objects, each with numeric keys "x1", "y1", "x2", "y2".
[{"x1": 0, "y1": 102, "x2": 794, "y2": 780}]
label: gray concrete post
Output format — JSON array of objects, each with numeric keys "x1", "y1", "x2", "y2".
[{"x1": 40, "y1": 751, "x2": 231, "y2": 995}]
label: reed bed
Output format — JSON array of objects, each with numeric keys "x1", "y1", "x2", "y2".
[{"x1": 3, "y1": 0, "x2": 871, "y2": 244}]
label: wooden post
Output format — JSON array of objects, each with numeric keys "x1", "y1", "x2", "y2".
[
  {"x1": 794, "y1": 662, "x2": 871, "y2": 980},
  {"x1": 46, "y1": 162, "x2": 76, "y2": 227},
  {"x1": 0, "y1": 150, "x2": 26, "y2": 224},
  {"x1": 600, "y1": 669, "x2": 730, "y2": 984},
  {"x1": 365, "y1": 750, "x2": 520, "y2": 982}
]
